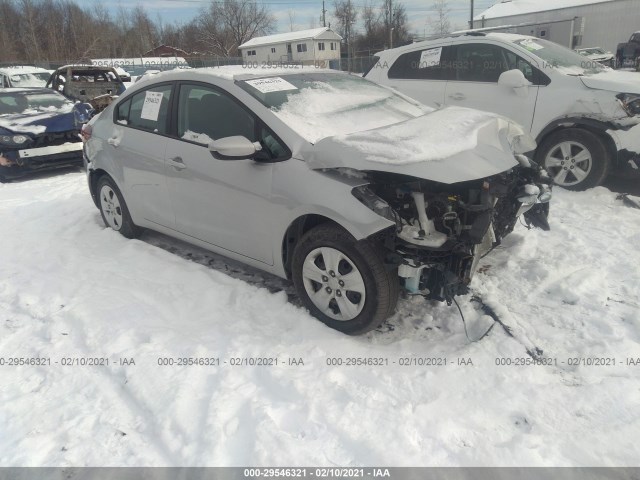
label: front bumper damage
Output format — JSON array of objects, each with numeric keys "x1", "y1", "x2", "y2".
[
  {"x1": 0, "y1": 136, "x2": 83, "y2": 180},
  {"x1": 357, "y1": 159, "x2": 552, "y2": 304}
]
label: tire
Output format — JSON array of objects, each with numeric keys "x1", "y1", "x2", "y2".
[
  {"x1": 292, "y1": 224, "x2": 399, "y2": 335},
  {"x1": 96, "y1": 175, "x2": 141, "y2": 239},
  {"x1": 535, "y1": 128, "x2": 610, "y2": 190}
]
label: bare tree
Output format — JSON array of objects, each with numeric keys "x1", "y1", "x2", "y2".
[
  {"x1": 428, "y1": 0, "x2": 451, "y2": 36},
  {"x1": 199, "y1": 0, "x2": 276, "y2": 57}
]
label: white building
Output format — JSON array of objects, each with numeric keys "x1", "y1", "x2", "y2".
[
  {"x1": 474, "y1": 0, "x2": 640, "y2": 53},
  {"x1": 239, "y1": 27, "x2": 342, "y2": 66}
]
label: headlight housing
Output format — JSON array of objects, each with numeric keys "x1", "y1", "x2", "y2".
[
  {"x1": 0, "y1": 134, "x2": 31, "y2": 146},
  {"x1": 351, "y1": 185, "x2": 396, "y2": 223},
  {"x1": 616, "y1": 93, "x2": 640, "y2": 117}
]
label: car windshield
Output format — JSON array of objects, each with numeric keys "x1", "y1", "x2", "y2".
[
  {"x1": 238, "y1": 72, "x2": 429, "y2": 143},
  {"x1": 7, "y1": 72, "x2": 49, "y2": 87},
  {"x1": 0, "y1": 91, "x2": 73, "y2": 115},
  {"x1": 513, "y1": 38, "x2": 606, "y2": 75},
  {"x1": 578, "y1": 48, "x2": 605, "y2": 56}
]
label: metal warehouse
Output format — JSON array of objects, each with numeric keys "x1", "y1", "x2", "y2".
[{"x1": 473, "y1": 0, "x2": 640, "y2": 53}]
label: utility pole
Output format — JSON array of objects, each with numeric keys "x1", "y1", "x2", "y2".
[
  {"x1": 470, "y1": 0, "x2": 474, "y2": 29},
  {"x1": 322, "y1": 1, "x2": 327, "y2": 27},
  {"x1": 388, "y1": 0, "x2": 393, "y2": 48}
]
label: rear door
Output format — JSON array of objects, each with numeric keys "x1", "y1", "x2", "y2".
[
  {"x1": 109, "y1": 83, "x2": 174, "y2": 228},
  {"x1": 383, "y1": 42, "x2": 455, "y2": 108},
  {"x1": 444, "y1": 41, "x2": 540, "y2": 131}
]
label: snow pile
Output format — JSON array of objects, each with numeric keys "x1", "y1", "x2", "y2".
[
  {"x1": 334, "y1": 107, "x2": 500, "y2": 164},
  {"x1": 0, "y1": 172, "x2": 639, "y2": 466},
  {"x1": 272, "y1": 81, "x2": 428, "y2": 143}
]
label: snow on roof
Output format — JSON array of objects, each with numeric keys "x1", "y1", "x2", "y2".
[
  {"x1": 239, "y1": 27, "x2": 342, "y2": 49},
  {"x1": 475, "y1": 0, "x2": 617, "y2": 20},
  {"x1": 0, "y1": 66, "x2": 51, "y2": 74}
]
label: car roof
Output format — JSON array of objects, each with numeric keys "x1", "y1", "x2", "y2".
[
  {"x1": 132, "y1": 65, "x2": 342, "y2": 86},
  {"x1": 54, "y1": 65, "x2": 118, "y2": 72},
  {"x1": 376, "y1": 32, "x2": 537, "y2": 56},
  {"x1": 0, "y1": 66, "x2": 50, "y2": 75}
]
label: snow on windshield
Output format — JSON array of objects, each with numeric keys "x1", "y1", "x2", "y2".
[
  {"x1": 240, "y1": 73, "x2": 430, "y2": 143},
  {"x1": 7, "y1": 73, "x2": 48, "y2": 87},
  {"x1": 334, "y1": 106, "x2": 501, "y2": 164},
  {"x1": 514, "y1": 38, "x2": 606, "y2": 75}
]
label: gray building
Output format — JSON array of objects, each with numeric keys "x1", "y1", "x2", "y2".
[
  {"x1": 474, "y1": 0, "x2": 640, "y2": 53},
  {"x1": 239, "y1": 27, "x2": 342, "y2": 67}
]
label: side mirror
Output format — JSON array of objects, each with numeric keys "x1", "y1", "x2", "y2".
[
  {"x1": 498, "y1": 69, "x2": 532, "y2": 93},
  {"x1": 209, "y1": 136, "x2": 261, "y2": 160}
]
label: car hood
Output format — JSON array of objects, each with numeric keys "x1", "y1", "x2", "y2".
[
  {"x1": 0, "y1": 105, "x2": 86, "y2": 136},
  {"x1": 301, "y1": 107, "x2": 522, "y2": 184},
  {"x1": 580, "y1": 71, "x2": 640, "y2": 94}
]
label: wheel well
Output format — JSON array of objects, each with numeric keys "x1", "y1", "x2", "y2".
[
  {"x1": 88, "y1": 168, "x2": 109, "y2": 208},
  {"x1": 282, "y1": 215, "x2": 342, "y2": 279},
  {"x1": 536, "y1": 125, "x2": 617, "y2": 166}
]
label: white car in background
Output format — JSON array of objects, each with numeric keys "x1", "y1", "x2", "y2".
[
  {"x1": 0, "y1": 66, "x2": 52, "y2": 88},
  {"x1": 575, "y1": 47, "x2": 616, "y2": 68},
  {"x1": 366, "y1": 33, "x2": 640, "y2": 190}
]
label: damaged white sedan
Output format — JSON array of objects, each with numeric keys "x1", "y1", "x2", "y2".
[{"x1": 84, "y1": 68, "x2": 551, "y2": 334}]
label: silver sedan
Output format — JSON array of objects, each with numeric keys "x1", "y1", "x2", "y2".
[{"x1": 83, "y1": 66, "x2": 551, "y2": 334}]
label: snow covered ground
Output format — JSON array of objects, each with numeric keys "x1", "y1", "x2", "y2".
[{"x1": 1, "y1": 169, "x2": 639, "y2": 466}]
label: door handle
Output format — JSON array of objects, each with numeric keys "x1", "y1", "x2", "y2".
[
  {"x1": 169, "y1": 156, "x2": 186, "y2": 170},
  {"x1": 448, "y1": 93, "x2": 466, "y2": 101}
]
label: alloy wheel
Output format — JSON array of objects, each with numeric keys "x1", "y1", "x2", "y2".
[
  {"x1": 99, "y1": 184, "x2": 124, "y2": 231},
  {"x1": 544, "y1": 141, "x2": 593, "y2": 187}
]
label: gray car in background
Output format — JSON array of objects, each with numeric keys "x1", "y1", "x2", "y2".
[{"x1": 83, "y1": 67, "x2": 551, "y2": 334}]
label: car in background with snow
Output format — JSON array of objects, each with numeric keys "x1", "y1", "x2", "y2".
[
  {"x1": 0, "y1": 88, "x2": 92, "y2": 182},
  {"x1": 83, "y1": 67, "x2": 551, "y2": 335},
  {"x1": 575, "y1": 47, "x2": 616, "y2": 68},
  {"x1": 46, "y1": 65, "x2": 126, "y2": 113},
  {"x1": 366, "y1": 33, "x2": 640, "y2": 190},
  {"x1": 0, "y1": 66, "x2": 53, "y2": 88}
]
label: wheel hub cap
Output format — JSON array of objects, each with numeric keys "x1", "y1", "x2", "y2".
[
  {"x1": 301, "y1": 247, "x2": 366, "y2": 321},
  {"x1": 100, "y1": 185, "x2": 123, "y2": 231},
  {"x1": 544, "y1": 141, "x2": 592, "y2": 187}
]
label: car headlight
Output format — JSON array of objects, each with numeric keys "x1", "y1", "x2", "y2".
[
  {"x1": 616, "y1": 93, "x2": 640, "y2": 117},
  {"x1": 0, "y1": 135, "x2": 12, "y2": 144},
  {"x1": 12, "y1": 135, "x2": 28, "y2": 144},
  {"x1": 351, "y1": 185, "x2": 396, "y2": 223},
  {"x1": 0, "y1": 134, "x2": 30, "y2": 145}
]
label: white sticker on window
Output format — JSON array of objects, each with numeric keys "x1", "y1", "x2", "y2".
[
  {"x1": 245, "y1": 77, "x2": 298, "y2": 93},
  {"x1": 520, "y1": 39, "x2": 544, "y2": 51},
  {"x1": 140, "y1": 91, "x2": 163, "y2": 121},
  {"x1": 419, "y1": 47, "x2": 442, "y2": 68}
]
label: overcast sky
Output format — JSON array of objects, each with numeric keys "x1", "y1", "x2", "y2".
[{"x1": 96, "y1": 0, "x2": 499, "y2": 37}]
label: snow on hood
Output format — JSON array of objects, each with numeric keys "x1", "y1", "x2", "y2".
[
  {"x1": 0, "y1": 104, "x2": 76, "y2": 135},
  {"x1": 580, "y1": 70, "x2": 640, "y2": 94},
  {"x1": 304, "y1": 107, "x2": 522, "y2": 184}
]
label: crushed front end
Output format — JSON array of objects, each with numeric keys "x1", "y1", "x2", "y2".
[{"x1": 353, "y1": 159, "x2": 552, "y2": 304}]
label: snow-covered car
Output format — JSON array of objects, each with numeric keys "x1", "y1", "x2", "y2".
[
  {"x1": 84, "y1": 67, "x2": 551, "y2": 334},
  {"x1": 0, "y1": 88, "x2": 92, "y2": 181},
  {"x1": 366, "y1": 33, "x2": 640, "y2": 190},
  {"x1": 575, "y1": 47, "x2": 616, "y2": 68},
  {"x1": 46, "y1": 65, "x2": 126, "y2": 113},
  {"x1": 0, "y1": 66, "x2": 52, "y2": 88}
]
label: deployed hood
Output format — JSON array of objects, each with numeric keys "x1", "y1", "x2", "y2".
[
  {"x1": 580, "y1": 71, "x2": 640, "y2": 94},
  {"x1": 302, "y1": 107, "x2": 523, "y2": 184}
]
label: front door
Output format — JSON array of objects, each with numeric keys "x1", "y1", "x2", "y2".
[
  {"x1": 444, "y1": 42, "x2": 539, "y2": 132},
  {"x1": 164, "y1": 82, "x2": 276, "y2": 265}
]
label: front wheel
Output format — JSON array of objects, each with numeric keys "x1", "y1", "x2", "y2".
[
  {"x1": 97, "y1": 175, "x2": 141, "y2": 239},
  {"x1": 536, "y1": 128, "x2": 610, "y2": 190},
  {"x1": 292, "y1": 224, "x2": 398, "y2": 335}
]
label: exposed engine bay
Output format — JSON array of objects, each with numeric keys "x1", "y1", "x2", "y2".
[{"x1": 352, "y1": 157, "x2": 552, "y2": 304}]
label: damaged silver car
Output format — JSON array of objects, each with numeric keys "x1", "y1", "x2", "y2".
[{"x1": 84, "y1": 68, "x2": 551, "y2": 334}]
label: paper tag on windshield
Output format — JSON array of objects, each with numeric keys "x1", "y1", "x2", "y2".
[
  {"x1": 245, "y1": 77, "x2": 298, "y2": 93},
  {"x1": 520, "y1": 39, "x2": 544, "y2": 51},
  {"x1": 419, "y1": 47, "x2": 442, "y2": 68},
  {"x1": 140, "y1": 91, "x2": 163, "y2": 121}
]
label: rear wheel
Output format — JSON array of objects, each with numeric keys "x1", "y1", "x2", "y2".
[
  {"x1": 536, "y1": 128, "x2": 610, "y2": 190},
  {"x1": 97, "y1": 175, "x2": 141, "y2": 239},
  {"x1": 292, "y1": 224, "x2": 398, "y2": 335}
]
